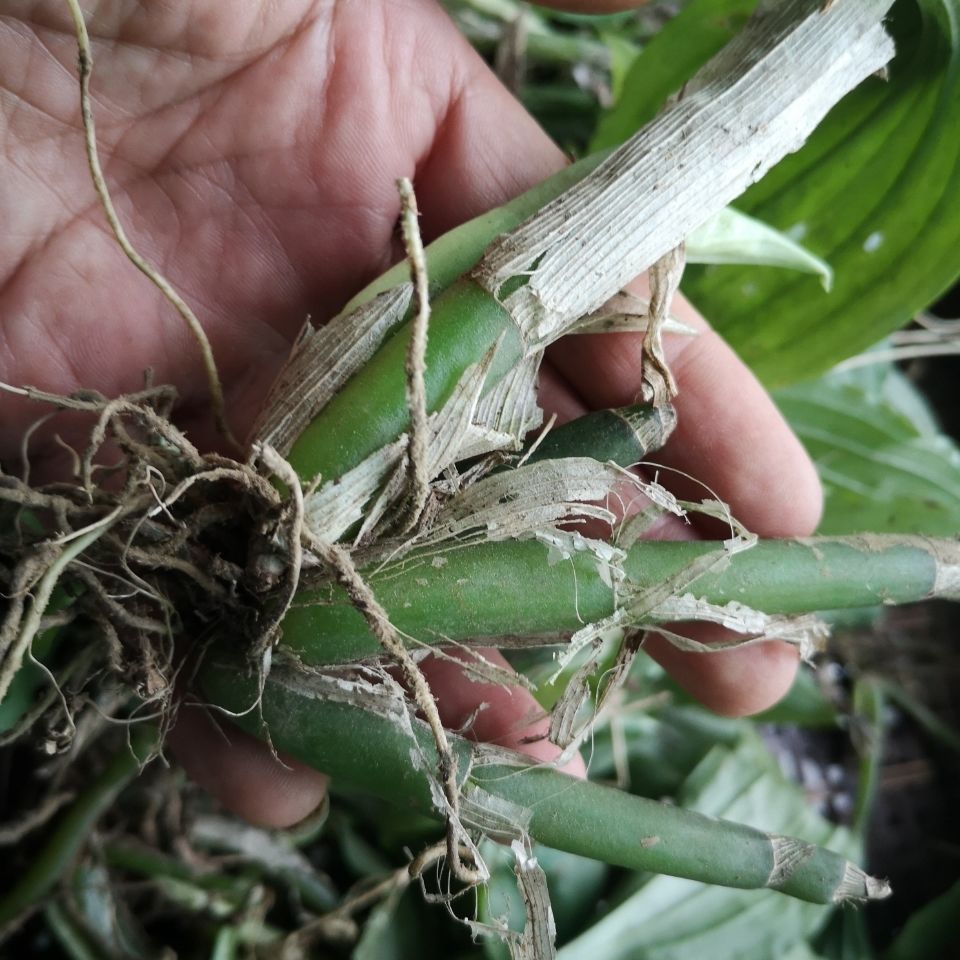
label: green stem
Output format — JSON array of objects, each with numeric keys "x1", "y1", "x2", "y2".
[
  {"x1": 448, "y1": 0, "x2": 615, "y2": 70},
  {"x1": 288, "y1": 278, "x2": 522, "y2": 484},
  {"x1": 518, "y1": 402, "x2": 677, "y2": 468},
  {"x1": 876, "y1": 678, "x2": 960, "y2": 755},
  {"x1": 210, "y1": 926, "x2": 239, "y2": 960},
  {"x1": 285, "y1": 150, "x2": 610, "y2": 485},
  {"x1": 198, "y1": 658, "x2": 888, "y2": 906},
  {"x1": 43, "y1": 902, "x2": 103, "y2": 960},
  {"x1": 282, "y1": 535, "x2": 960, "y2": 666},
  {"x1": 102, "y1": 842, "x2": 257, "y2": 900},
  {"x1": 0, "y1": 726, "x2": 155, "y2": 933}
]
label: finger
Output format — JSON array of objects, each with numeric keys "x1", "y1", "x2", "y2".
[
  {"x1": 645, "y1": 627, "x2": 800, "y2": 717},
  {"x1": 168, "y1": 707, "x2": 328, "y2": 829},
  {"x1": 420, "y1": 649, "x2": 586, "y2": 776},
  {"x1": 409, "y1": 12, "x2": 567, "y2": 237},
  {"x1": 538, "y1": 360, "x2": 589, "y2": 425}
]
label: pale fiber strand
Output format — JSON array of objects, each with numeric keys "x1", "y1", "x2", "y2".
[{"x1": 394, "y1": 178, "x2": 432, "y2": 534}]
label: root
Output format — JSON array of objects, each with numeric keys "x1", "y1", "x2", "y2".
[
  {"x1": 64, "y1": 0, "x2": 239, "y2": 453},
  {"x1": 0, "y1": 793, "x2": 76, "y2": 847},
  {"x1": 303, "y1": 532, "x2": 481, "y2": 885},
  {"x1": 0, "y1": 526, "x2": 112, "y2": 704},
  {"x1": 0, "y1": 378, "x2": 284, "y2": 757},
  {"x1": 0, "y1": 374, "x2": 480, "y2": 898},
  {"x1": 393, "y1": 177, "x2": 432, "y2": 534},
  {"x1": 281, "y1": 839, "x2": 454, "y2": 950},
  {"x1": 251, "y1": 445, "x2": 305, "y2": 650}
]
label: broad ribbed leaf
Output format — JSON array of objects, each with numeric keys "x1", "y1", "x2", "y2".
[
  {"x1": 683, "y1": 0, "x2": 960, "y2": 385},
  {"x1": 775, "y1": 366, "x2": 960, "y2": 535},
  {"x1": 885, "y1": 878, "x2": 960, "y2": 960}
]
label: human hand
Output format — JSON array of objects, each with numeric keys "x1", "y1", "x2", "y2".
[{"x1": 0, "y1": 0, "x2": 820, "y2": 827}]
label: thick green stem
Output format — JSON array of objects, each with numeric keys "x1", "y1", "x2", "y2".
[
  {"x1": 197, "y1": 658, "x2": 888, "y2": 906},
  {"x1": 281, "y1": 535, "x2": 960, "y2": 666},
  {"x1": 43, "y1": 902, "x2": 101, "y2": 960},
  {"x1": 284, "y1": 151, "x2": 614, "y2": 485},
  {"x1": 0, "y1": 727, "x2": 155, "y2": 933},
  {"x1": 288, "y1": 279, "x2": 523, "y2": 484},
  {"x1": 518, "y1": 402, "x2": 677, "y2": 468}
]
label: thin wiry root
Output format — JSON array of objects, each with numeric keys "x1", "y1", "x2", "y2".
[
  {"x1": 0, "y1": 792, "x2": 76, "y2": 847},
  {"x1": 252, "y1": 444, "x2": 305, "y2": 651},
  {"x1": 280, "y1": 840, "x2": 456, "y2": 952},
  {"x1": 0, "y1": 383, "x2": 285, "y2": 750},
  {"x1": 64, "y1": 0, "x2": 240, "y2": 452},
  {"x1": 392, "y1": 177, "x2": 432, "y2": 535},
  {"x1": 304, "y1": 532, "x2": 481, "y2": 884}
]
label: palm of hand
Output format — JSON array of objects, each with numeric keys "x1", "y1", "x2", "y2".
[{"x1": 1, "y1": 0, "x2": 546, "y2": 456}]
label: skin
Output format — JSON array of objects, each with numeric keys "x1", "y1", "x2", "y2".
[{"x1": 0, "y1": 0, "x2": 821, "y2": 827}]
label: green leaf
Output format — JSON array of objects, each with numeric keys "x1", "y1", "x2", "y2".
[
  {"x1": 327, "y1": 808, "x2": 394, "y2": 877},
  {"x1": 599, "y1": 29, "x2": 641, "y2": 104},
  {"x1": 687, "y1": 207, "x2": 833, "y2": 289},
  {"x1": 557, "y1": 732, "x2": 855, "y2": 960},
  {"x1": 884, "y1": 878, "x2": 960, "y2": 960},
  {"x1": 682, "y1": 0, "x2": 960, "y2": 385},
  {"x1": 590, "y1": 0, "x2": 758, "y2": 152},
  {"x1": 775, "y1": 366, "x2": 960, "y2": 535},
  {"x1": 752, "y1": 666, "x2": 838, "y2": 728},
  {"x1": 813, "y1": 899, "x2": 877, "y2": 960},
  {"x1": 353, "y1": 887, "x2": 425, "y2": 960}
]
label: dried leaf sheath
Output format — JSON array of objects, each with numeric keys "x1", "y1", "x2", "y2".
[
  {"x1": 472, "y1": 0, "x2": 895, "y2": 347},
  {"x1": 252, "y1": 285, "x2": 412, "y2": 456}
]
